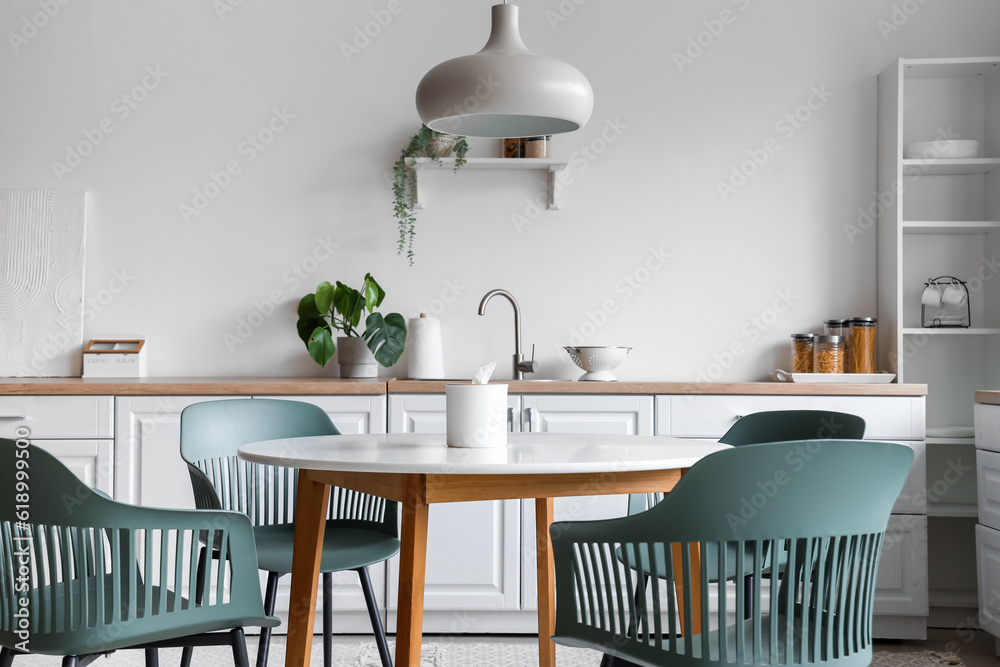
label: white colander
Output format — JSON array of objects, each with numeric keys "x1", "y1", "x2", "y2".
[{"x1": 563, "y1": 346, "x2": 631, "y2": 381}]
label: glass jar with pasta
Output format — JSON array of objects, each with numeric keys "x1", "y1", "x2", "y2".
[
  {"x1": 790, "y1": 334, "x2": 814, "y2": 373},
  {"x1": 813, "y1": 335, "x2": 844, "y2": 373},
  {"x1": 848, "y1": 317, "x2": 877, "y2": 374}
]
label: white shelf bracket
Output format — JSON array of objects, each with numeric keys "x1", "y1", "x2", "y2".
[{"x1": 547, "y1": 164, "x2": 565, "y2": 211}]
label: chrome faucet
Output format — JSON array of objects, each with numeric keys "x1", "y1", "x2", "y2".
[{"x1": 477, "y1": 289, "x2": 537, "y2": 380}]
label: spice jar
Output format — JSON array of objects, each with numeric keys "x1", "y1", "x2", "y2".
[
  {"x1": 525, "y1": 135, "x2": 550, "y2": 158},
  {"x1": 813, "y1": 335, "x2": 844, "y2": 373},
  {"x1": 503, "y1": 138, "x2": 525, "y2": 158},
  {"x1": 790, "y1": 334, "x2": 814, "y2": 373},
  {"x1": 848, "y1": 317, "x2": 877, "y2": 374}
]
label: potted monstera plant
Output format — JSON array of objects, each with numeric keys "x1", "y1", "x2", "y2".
[{"x1": 296, "y1": 274, "x2": 407, "y2": 377}]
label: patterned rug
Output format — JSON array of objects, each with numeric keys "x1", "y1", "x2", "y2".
[{"x1": 8, "y1": 641, "x2": 965, "y2": 666}]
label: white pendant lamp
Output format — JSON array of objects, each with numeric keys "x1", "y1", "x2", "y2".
[{"x1": 415, "y1": 2, "x2": 594, "y2": 138}]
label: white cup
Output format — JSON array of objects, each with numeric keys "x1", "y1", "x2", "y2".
[
  {"x1": 942, "y1": 282, "x2": 968, "y2": 307},
  {"x1": 921, "y1": 284, "x2": 942, "y2": 307},
  {"x1": 446, "y1": 383, "x2": 508, "y2": 448}
]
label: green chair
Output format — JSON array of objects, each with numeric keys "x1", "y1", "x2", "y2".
[
  {"x1": 608, "y1": 411, "x2": 868, "y2": 666},
  {"x1": 552, "y1": 439, "x2": 913, "y2": 667},
  {"x1": 178, "y1": 398, "x2": 399, "y2": 667},
  {"x1": 0, "y1": 438, "x2": 277, "y2": 667}
]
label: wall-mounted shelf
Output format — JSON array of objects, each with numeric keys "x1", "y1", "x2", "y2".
[
  {"x1": 902, "y1": 328, "x2": 1000, "y2": 335},
  {"x1": 902, "y1": 158, "x2": 1000, "y2": 175},
  {"x1": 408, "y1": 157, "x2": 569, "y2": 211}
]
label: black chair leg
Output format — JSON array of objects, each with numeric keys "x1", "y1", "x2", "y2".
[
  {"x1": 61, "y1": 658, "x2": 78, "y2": 667},
  {"x1": 357, "y1": 566, "x2": 393, "y2": 667},
  {"x1": 743, "y1": 574, "x2": 754, "y2": 619},
  {"x1": 323, "y1": 571, "x2": 333, "y2": 667},
  {"x1": 230, "y1": 628, "x2": 251, "y2": 667},
  {"x1": 0, "y1": 648, "x2": 13, "y2": 667},
  {"x1": 256, "y1": 571, "x2": 280, "y2": 667},
  {"x1": 144, "y1": 648, "x2": 158, "y2": 667},
  {"x1": 180, "y1": 546, "x2": 209, "y2": 667}
]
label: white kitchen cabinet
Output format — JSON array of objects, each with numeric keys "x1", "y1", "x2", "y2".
[
  {"x1": 386, "y1": 393, "x2": 523, "y2": 632},
  {"x1": 662, "y1": 394, "x2": 928, "y2": 638},
  {"x1": 977, "y1": 401, "x2": 1000, "y2": 650},
  {"x1": 518, "y1": 394, "x2": 655, "y2": 613},
  {"x1": 115, "y1": 393, "x2": 389, "y2": 633},
  {"x1": 0, "y1": 396, "x2": 115, "y2": 495},
  {"x1": 878, "y1": 57, "x2": 1000, "y2": 627}
]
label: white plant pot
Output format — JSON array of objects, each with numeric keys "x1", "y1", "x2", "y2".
[{"x1": 338, "y1": 337, "x2": 378, "y2": 378}]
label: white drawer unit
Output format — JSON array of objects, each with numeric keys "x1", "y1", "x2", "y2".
[
  {"x1": 874, "y1": 515, "x2": 929, "y2": 616},
  {"x1": 978, "y1": 449, "x2": 1000, "y2": 531},
  {"x1": 977, "y1": 524, "x2": 1000, "y2": 639},
  {"x1": 663, "y1": 395, "x2": 924, "y2": 440},
  {"x1": 976, "y1": 403, "x2": 1000, "y2": 453},
  {"x1": 0, "y1": 396, "x2": 114, "y2": 439}
]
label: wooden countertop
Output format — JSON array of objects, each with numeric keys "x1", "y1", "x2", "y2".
[
  {"x1": 0, "y1": 377, "x2": 927, "y2": 397},
  {"x1": 0, "y1": 377, "x2": 388, "y2": 396},
  {"x1": 391, "y1": 380, "x2": 927, "y2": 396},
  {"x1": 976, "y1": 390, "x2": 1000, "y2": 405}
]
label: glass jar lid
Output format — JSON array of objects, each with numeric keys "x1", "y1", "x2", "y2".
[
  {"x1": 815, "y1": 335, "x2": 843, "y2": 344},
  {"x1": 790, "y1": 333, "x2": 815, "y2": 340},
  {"x1": 850, "y1": 317, "x2": 877, "y2": 326},
  {"x1": 823, "y1": 319, "x2": 847, "y2": 326}
]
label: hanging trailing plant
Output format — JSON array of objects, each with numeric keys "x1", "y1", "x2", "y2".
[{"x1": 392, "y1": 125, "x2": 469, "y2": 265}]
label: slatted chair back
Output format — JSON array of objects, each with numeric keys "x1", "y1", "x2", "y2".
[
  {"x1": 179, "y1": 399, "x2": 396, "y2": 536},
  {"x1": 0, "y1": 438, "x2": 274, "y2": 657},
  {"x1": 551, "y1": 439, "x2": 912, "y2": 667},
  {"x1": 628, "y1": 410, "x2": 867, "y2": 516}
]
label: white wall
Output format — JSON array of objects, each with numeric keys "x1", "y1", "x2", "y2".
[{"x1": 2, "y1": 0, "x2": 999, "y2": 381}]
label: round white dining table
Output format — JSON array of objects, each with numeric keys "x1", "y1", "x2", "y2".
[{"x1": 239, "y1": 432, "x2": 729, "y2": 667}]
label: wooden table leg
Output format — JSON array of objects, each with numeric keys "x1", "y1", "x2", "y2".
[
  {"x1": 671, "y1": 542, "x2": 703, "y2": 637},
  {"x1": 286, "y1": 471, "x2": 331, "y2": 667},
  {"x1": 535, "y1": 497, "x2": 556, "y2": 667},
  {"x1": 396, "y1": 474, "x2": 429, "y2": 667}
]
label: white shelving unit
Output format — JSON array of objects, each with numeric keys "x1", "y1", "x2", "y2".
[
  {"x1": 878, "y1": 56, "x2": 1000, "y2": 628},
  {"x1": 407, "y1": 157, "x2": 568, "y2": 210}
]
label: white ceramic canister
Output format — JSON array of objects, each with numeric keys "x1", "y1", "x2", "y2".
[{"x1": 445, "y1": 383, "x2": 508, "y2": 448}]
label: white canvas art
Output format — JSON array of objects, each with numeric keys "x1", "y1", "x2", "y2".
[{"x1": 0, "y1": 190, "x2": 87, "y2": 376}]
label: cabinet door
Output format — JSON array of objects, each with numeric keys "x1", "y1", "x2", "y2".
[
  {"x1": 35, "y1": 439, "x2": 114, "y2": 496},
  {"x1": 976, "y1": 524, "x2": 1000, "y2": 637},
  {"x1": 115, "y1": 395, "x2": 244, "y2": 508},
  {"x1": 875, "y1": 515, "x2": 929, "y2": 616},
  {"x1": 261, "y1": 395, "x2": 386, "y2": 435},
  {"x1": 520, "y1": 394, "x2": 654, "y2": 610},
  {"x1": 386, "y1": 394, "x2": 521, "y2": 628}
]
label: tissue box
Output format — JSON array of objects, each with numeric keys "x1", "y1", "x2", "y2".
[
  {"x1": 82, "y1": 337, "x2": 147, "y2": 378},
  {"x1": 445, "y1": 383, "x2": 508, "y2": 448}
]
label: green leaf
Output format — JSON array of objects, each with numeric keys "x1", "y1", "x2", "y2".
[
  {"x1": 297, "y1": 293, "x2": 320, "y2": 318},
  {"x1": 297, "y1": 316, "x2": 327, "y2": 345},
  {"x1": 336, "y1": 283, "x2": 365, "y2": 330},
  {"x1": 364, "y1": 312, "x2": 407, "y2": 367},
  {"x1": 306, "y1": 326, "x2": 336, "y2": 367},
  {"x1": 362, "y1": 273, "x2": 386, "y2": 311},
  {"x1": 314, "y1": 281, "x2": 335, "y2": 315}
]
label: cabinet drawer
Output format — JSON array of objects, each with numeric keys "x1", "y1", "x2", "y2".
[
  {"x1": 0, "y1": 396, "x2": 113, "y2": 438},
  {"x1": 976, "y1": 404, "x2": 1000, "y2": 453},
  {"x1": 978, "y1": 449, "x2": 1000, "y2": 530},
  {"x1": 665, "y1": 396, "x2": 923, "y2": 440},
  {"x1": 874, "y1": 515, "x2": 928, "y2": 616}
]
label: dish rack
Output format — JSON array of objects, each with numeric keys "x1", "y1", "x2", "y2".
[{"x1": 922, "y1": 275, "x2": 970, "y2": 328}]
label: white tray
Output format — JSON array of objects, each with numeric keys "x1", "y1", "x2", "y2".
[{"x1": 772, "y1": 369, "x2": 896, "y2": 384}]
